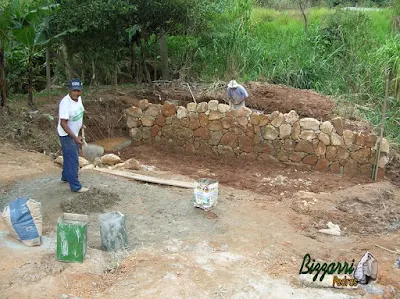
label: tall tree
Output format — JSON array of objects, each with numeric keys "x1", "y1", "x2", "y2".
[{"x1": 294, "y1": 0, "x2": 310, "y2": 32}]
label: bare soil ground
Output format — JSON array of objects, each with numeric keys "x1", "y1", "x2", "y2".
[{"x1": 0, "y1": 82, "x2": 399, "y2": 298}]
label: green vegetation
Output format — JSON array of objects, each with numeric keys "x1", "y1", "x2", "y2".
[{"x1": 0, "y1": 0, "x2": 399, "y2": 142}]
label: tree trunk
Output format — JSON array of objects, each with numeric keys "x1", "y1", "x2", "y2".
[
  {"x1": 90, "y1": 59, "x2": 96, "y2": 87},
  {"x1": 393, "y1": 16, "x2": 400, "y2": 32},
  {"x1": 160, "y1": 31, "x2": 169, "y2": 80},
  {"x1": 46, "y1": 47, "x2": 51, "y2": 102},
  {"x1": 300, "y1": 4, "x2": 308, "y2": 32},
  {"x1": 114, "y1": 51, "x2": 118, "y2": 91},
  {"x1": 61, "y1": 41, "x2": 73, "y2": 80},
  {"x1": 0, "y1": 46, "x2": 7, "y2": 107},
  {"x1": 130, "y1": 43, "x2": 136, "y2": 81},
  {"x1": 28, "y1": 52, "x2": 34, "y2": 109}
]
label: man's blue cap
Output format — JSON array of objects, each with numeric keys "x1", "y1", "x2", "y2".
[{"x1": 70, "y1": 78, "x2": 83, "y2": 90}]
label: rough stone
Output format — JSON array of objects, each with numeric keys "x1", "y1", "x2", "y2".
[
  {"x1": 279, "y1": 124, "x2": 292, "y2": 139},
  {"x1": 302, "y1": 154, "x2": 318, "y2": 165},
  {"x1": 300, "y1": 130, "x2": 317, "y2": 141},
  {"x1": 331, "y1": 117, "x2": 344, "y2": 135},
  {"x1": 187, "y1": 102, "x2": 197, "y2": 112},
  {"x1": 326, "y1": 146, "x2": 337, "y2": 161},
  {"x1": 187, "y1": 116, "x2": 200, "y2": 130},
  {"x1": 101, "y1": 154, "x2": 121, "y2": 165},
  {"x1": 284, "y1": 110, "x2": 299, "y2": 124},
  {"x1": 180, "y1": 118, "x2": 190, "y2": 128},
  {"x1": 208, "y1": 121, "x2": 223, "y2": 131},
  {"x1": 343, "y1": 130, "x2": 355, "y2": 146},
  {"x1": 315, "y1": 159, "x2": 329, "y2": 171},
  {"x1": 283, "y1": 139, "x2": 294, "y2": 151},
  {"x1": 199, "y1": 114, "x2": 208, "y2": 127},
  {"x1": 165, "y1": 117, "x2": 172, "y2": 125},
  {"x1": 127, "y1": 117, "x2": 139, "y2": 128},
  {"x1": 258, "y1": 153, "x2": 280, "y2": 164},
  {"x1": 318, "y1": 132, "x2": 331, "y2": 146},
  {"x1": 230, "y1": 124, "x2": 245, "y2": 135},
  {"x1": 378, "y1": 154, "x2": 389, "y2": 168},
  {"x1": 138, "y1": 99, "x2": 150, "y2": 111},
  {"x1": 258, "y1": 114, "x2": 270, "y2": 126},
  {"x1": 331, "y1": 132, "x2": 344, "y2": 146},
  {"x1": 226, "y1": 110, "x2": 238, "y2": 118},
  {"x1": 141, "y1": 116, "x2": 154, "y2": 127},
  {"x1": 277, "y1": 150, "x2": 289, "y2": 162},
  {"x1": 237, "y1": 107, "x2": 252, "y2": 117},
  {"x1": 237, "y1": 116, "x2": 248, "y2": 128},
  {"x1": 218, "y1": 104, "x2": 230, "y2": 113},
  {"x1": 194, "y1": 127, "x2": 210, "y2": 139},
  {"x1": 246, "y1": 124, "x2": 254, "y2": 138},
  {"x1": 217, "y1": 145, "x2": 235, "y2": 157},
  {"x1": 250, "y1": 114, "x2": 260, "y2": 125},
  {"x1": 185, "y1": 142, "x2": 195, "y2": 154},
  {"x1": 126, "y1": 106, "x2": 143, "y2": 118},
  {"x1": 365, "y1": 134, "x2": 377, "y2": 148},
  {"x1": 221, "y1": 117, "x2": 234, "y2": 129},
  {"x1": 351, "y1": 148, "x2": 371, "y2": 164},
  {"x1": 315, "y1": 142, "x2": 327, "y2": 156},
  {"x1": 208, "y1": 100, "x2": 219, "y2": 111},
  {"x1": 289, "y1": 153, "x2": 303, "y2": 163},
  {"x1": 343, "y1": 159, "x2": 358, "y2": 176},
  {"x1": 336, "y1": 146, "x2": 350, "y2": 161},
  {"x1": 209, "y1": 131, "x2": 223, "y2": 146},
  {"x1": 196, "y1": 102, "x2": 208, "y2": 113},
  {"x1": 271, "y1": 113, "x2": 284, "y2": 127},
  {"x1": 300, "y1": 118, "x2": 320, "y2": 131},
  {"x1": 238, "y1": 136, "x2": 253, "y2": 153},
  {"x1": 161, "y1": 125, "x2": 174, "y2": 138},
  {"x1": 145, "y1": 105, "x2": 162, "y2": 117},
  {"x1": 208, "y1": 111, "x2": 223, "y2": 121},
  {"x1": 220, "y1": 132, "x2": 238, "y2": 148},
  {"x1": 320, "y1": 121, "x2": 334, "y2": 135},
  {"x1": 263, "y1": 125, "x2": 279, "y2": 140},
  {"x1": 272, "y1": 139, "x2": 282, "y2": 150},
  {"x1": 294, "y1": 140, "x2": 314, "y2": 154},
  {"x1": 151, "y1": 125, "x2": 160, "y2": 137},
  {"x1": 176, "y1": 107, "x2": 188, "y2": 120},
  {"x1": 355, "y1": 133, "x2": 366, "y2": 146},
  {"x1": 330, "y1": 161, "x2": 341, "y2": 173},
  {"x1": 129, "y1": 128, "x2": 142, "y2": 139},
  {"x1": 142, "y1": 127, "x2": 151, "y2": 139},
  {"x1": 380, "y1": 138, "x2": 390, "y2": 153},
  {"x1": 360, "y1": 164, "x2": 372, "y2": 176},
  {"x1": 291, "y1": 121, "x2": 301, "y2": 140},
  {"x1": 155, "y1": 115, "x2": 166, "y2": 126}
]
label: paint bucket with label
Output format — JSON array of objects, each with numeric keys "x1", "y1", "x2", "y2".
[
  {"x1": 56, "y1": 213, "x2": 88, "y2": 263},
  {"x1": 193, "y1": 178, "x2": 218, "y2": 210}
]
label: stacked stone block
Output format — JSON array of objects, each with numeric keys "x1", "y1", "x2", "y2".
[{"x1": 126, "y1": 100, "x2": 390, "y2": 176}]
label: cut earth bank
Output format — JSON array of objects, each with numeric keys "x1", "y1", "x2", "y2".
[{"x1": 0, "y1": 142, "x2": 399, "y2": 299}]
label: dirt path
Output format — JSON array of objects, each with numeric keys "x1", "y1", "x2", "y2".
[{"x1": 0, "y1": 144, "x2": 399, "y2": 298}]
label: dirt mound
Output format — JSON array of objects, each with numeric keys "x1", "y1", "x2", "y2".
[
  {"x1": 386, "y1": 151, "x2": 400, "y2": 187},
  {"x1": 60, "y1": 188, "x2": 120, "y2": 214},
  {"x1": 312, "y1": 188, "x2": 400, "y2": 235},
  {"x1": 122, "y1": 81, "x2": 335, "y2": 120}
]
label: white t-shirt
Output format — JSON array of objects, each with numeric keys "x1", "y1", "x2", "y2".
[{"x1": 57, "y1": 94, "x2": 85, "y2": 137}]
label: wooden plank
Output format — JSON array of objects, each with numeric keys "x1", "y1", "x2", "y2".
[{"x1": 94, "y1": 168, "x2": 195, "y2": 189}]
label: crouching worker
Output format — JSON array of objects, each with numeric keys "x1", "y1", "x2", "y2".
[{"x1": 226, "y1": 80, "x2": 249, "y2": 110}]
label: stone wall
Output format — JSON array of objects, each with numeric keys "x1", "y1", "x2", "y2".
[{"x1": 125, "y1": 100, "x2": 390, "y2": 176}]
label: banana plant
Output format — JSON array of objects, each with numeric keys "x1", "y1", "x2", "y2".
[
  {"x1": 0, "y1": 0, "x2": 19, "y2": 107},
  {"x1": 11, "y1": 2, "x2": 76, "y2": 108}
]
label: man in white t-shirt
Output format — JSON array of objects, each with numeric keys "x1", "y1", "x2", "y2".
[{"x1": 57, "y1": 79, "x2": 88, "y2": 193}]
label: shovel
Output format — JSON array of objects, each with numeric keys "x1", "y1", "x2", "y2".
[{"x1": 81, "y1": 127, "x2": 104, "y2": 162}]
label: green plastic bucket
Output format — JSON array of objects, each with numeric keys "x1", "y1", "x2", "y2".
[{"x1": 56, "y1": 213, "x2": 89, "y2": 263}]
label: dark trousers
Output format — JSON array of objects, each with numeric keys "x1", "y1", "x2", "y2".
[{"x1": 59, "y1": 135, "x2": 82, "y2": 192}]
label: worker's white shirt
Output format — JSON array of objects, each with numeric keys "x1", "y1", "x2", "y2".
[{"x1": 57, "y1": 94, "x2": 84, "y2": 137}]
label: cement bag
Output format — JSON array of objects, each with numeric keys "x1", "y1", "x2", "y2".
[{"x1": 2, "y1": 198, "x2": 42, "y2": 246}]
